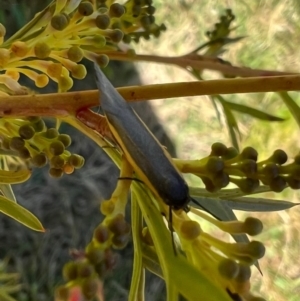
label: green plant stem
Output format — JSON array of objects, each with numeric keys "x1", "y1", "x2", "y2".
[
  {"x1": 129, "y1": 193, "x2": 145, "y2": 301},
  {"x1": 0, "y1": 75, "x2": 299, "y2": 117}
]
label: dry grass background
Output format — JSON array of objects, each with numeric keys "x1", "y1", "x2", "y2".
[{"x1": 132, "y1": 1, "x2": 300, "y2": 300}]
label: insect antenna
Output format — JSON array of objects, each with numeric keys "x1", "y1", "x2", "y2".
[
  {"x1": 118, "y1": 177, "x2": 144, "y2": 184},
  {"x1": 190, "y1": 197, "x2": 221, "y2": 221}
]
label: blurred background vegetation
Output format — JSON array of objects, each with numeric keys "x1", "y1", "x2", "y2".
[{"x1": 0, "y1": 1, "x2": 299, "y2": 301}]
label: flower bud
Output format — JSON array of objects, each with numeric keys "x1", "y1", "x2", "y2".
[
  {"x1": 107, "y1": 214, "x2": 131, "y2": 235},
  {"x1": 210, "y1": 142, "x2": 227, "y2": 156},
  {"x1": 34, "y1": 42, "x2": 51, "y2": 59},
  {"x1": 71, "y1": 64, "x2": 87, "y2": 79},
  {"x1": 86, "y1": 245, "x2": 104, "y2": 265},
  {"x1": 51, "y1": 13, "x2": 70, "y2": 31},
  {"x1": 77, "y1": 262, "x2": 95, "y2": 278},
  {"x1": 18, "y1": 147, "x2": 31, "y2": 159},
  {"x1": 49, "y1": 141, "x2": 65, "y2": 155},
  {"x1": 46, "y1": 128, "x2": 59, "y2": 139},
  {"x1": 67, "y1": 46, "x2": 84, "y2": 62},
  {"x1": 109, "y1": 3, "x2": 125, "y2": 18},
  {"x1": 31, "y1": 153, "x2": 47, "y2": 167},
  {"x1": 6, "y1": 70, "x2": 20, "y2": 81},
  {"x1": 269, "y1": 176, "x2": 286, "y2": 192},
  {"x1": 223, "y1": 146, "x2": 239, "y2": 160},
  {"x1": 230, "y1": 178, "x2": 259, "y2": 194},
  {"x1": 244, "y1": 217, "x2": 263, "y2": 236},
  {"x1": 78, "y1": 1, "x2": 94, "y2": 16},
  {"x1": 68, "y1": 154, "x2": 85, "y2": 169},
  {"x1": 35, "y1": 74, "x2": 49, "y2": 88},
  {"x1": 180, "y1": 220, "x2": 201, "y2": 240},
  {"x1": 108, "y1": 29, "x2": 124, "y2": 43},
  {"x1": 218, "y1": 258, "x2": 239, "y2": 279},
  {"x1": 93, "y1": 224, "x2": 110, "y2": 243},
  {"x1": 19, "y1": 124, "x2": 35, "y2": 140},
  {"x1": 63, "y1": 163, "x2": 75, "y2": 174},
  {"x1": 11, "y1": 41, "x2": 29, "y2": 57},
  {"x1": 10, "y1": 137, "x2": 25, "y2": 151},
  {"x1": 55, "y1": 285, "x2": 69, "y2": 301},
  {"x1": 261, "y1": 162, "x2": 279, "y2": 179},
  {"x1": 50, "y1": 156, "x2": 65, "y2": 169},
  {"x1": 49, "y1": 167, "x2": 64, "y2": 178},
  {"x1": 93, "y1": 34, "x2": 106, "y2": 47},
  {"x1": 206, "y1": 156, "x2": 224, "y2": 173},
  {"x1": 95, "y1": 54, "x2": 109, "y2": 67},
  {"x1": 95, "y1": 14, "x2": 110, "y2": 29},
  {"x1": 47, "y1": 63, "x2": 62, "y2": 78},
  {"x1": 81, "y1": 278, "x2": 98, "y2": 300},
  {"x1": 234, "y1": 264, "x2": 251, "y2": 282},
  {"x1": 63, "y1": 262, "x2": 78, "y2": 281},
  {"x1": 100, "y1": 200, "x2": 115, "y2": 215},
  {"x1": 241, "y1": 147, "x2": 258, "y2": 161},
  {"x1": 58, "y1": 74, "x2": 73, "y2": 92},
  {"x1": 112, "y1": 233, "x2": 130, "y2": 249},
  {"x1": 272, "y1": 149, "x2": 287, "y2": 165}
]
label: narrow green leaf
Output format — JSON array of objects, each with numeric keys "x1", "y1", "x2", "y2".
[
  {"x1": 225, "y1": 101, "x2": 285, "y2": 121},
  {"x1": 278, "y1": 91, "x2": 300, "y2": 128},
  {"x1": 2, "y1": 1, "x2": 53, "y2": 47},
  {"x1": 0, "y1": 185, "x2": 16, "y2": 203},
  {"x1": 142, "y1": 244, "x2": 163, "y2": 279},
  {"x1": 215, "y1": 96, "x2": 240, "y2": 150},
  {"x1": 0, "y1": 196, "x2": 44, "y2": 232},
  {"x1": 223, "y1": 197, "x2": 299, "y2": 212},
  {"x1": 191, "y1": 196, "x2": 237, "y2": 221},
  {"x1": 0, "y1": 169, "x2": 31, "y2": 184},
  {"x1": 189, "y1": 185, "x2": 278, "y2": 199}
]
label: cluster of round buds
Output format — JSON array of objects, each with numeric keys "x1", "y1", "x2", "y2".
[
  {"x1": 56, "y1": 179, "x2": 132, "y2": 300},
  {"x1": 205, "y1": 8, "x2": 235, "y2": 41},
  {"x1": 0, "y1": 0, "x2": 165, "y2": 93},
  {"x1": 174, "y1": 207, "x2": 266, "y2": 300},
  {"x1": 56, "y1": 214, "x2": 131, "y2": 300},
  {"x1": 0, "y1": 116, "x2": 84, "y2": 178},
  {"x1": 56, "y1": 257, "x2": 103, "y2": 301},
  {"x1": 178, "y1": 142, "x2": 299, "y2": 194}
]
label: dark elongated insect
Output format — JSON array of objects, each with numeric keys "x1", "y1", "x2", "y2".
[{"x1": 94, "y1": 64, "x2": 191, "y2": 212}]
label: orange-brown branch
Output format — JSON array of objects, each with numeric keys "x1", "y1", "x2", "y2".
[{"x1": 0, "y1": 75, "x2": 299, "y2": 117}]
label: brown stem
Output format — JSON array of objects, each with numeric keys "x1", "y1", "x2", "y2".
[
  {"x1": 0, "y1": 75, "x2": 299, "y2": 117},
  {"x1": 107, "y1": 52, "x2": 298, "y2": 78}
]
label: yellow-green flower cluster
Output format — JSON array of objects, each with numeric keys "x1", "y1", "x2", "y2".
[
  {"x1": 57, "y1": 164, "x2": 132, "y2": 300},
  {"x1": 168, "y1": 208, "x2": 265, "y2": 300},
  {"x1": 205, "y1": 8, "x2": 234, "y2": 41},
  {"x1": 0, "y1": 0, "x2": 165, "y2": 93},
  {"x1": 176, "y1": 143, "x2": 299, "y2": 194},
  {"x1": 0, "y1": 116, "x2": 84, "y2": 178}
]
